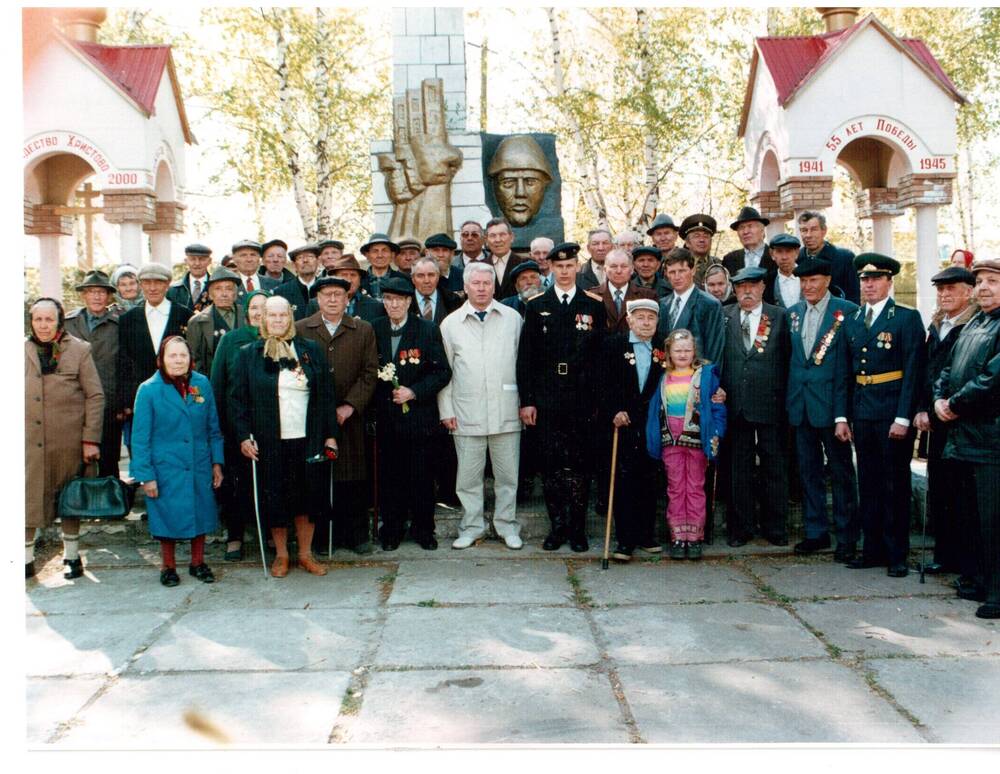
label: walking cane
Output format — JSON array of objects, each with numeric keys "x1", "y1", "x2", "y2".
[
  {"x1": 248, "y1": 434, "x2": 269, "y2": 579},
  {"x1": 602, "y1": 426, "x2": 620, "y2": 571},
  {"x1": 328, "y1": 462, "x2": 334, "y2": 559},
  {"x1": 918, "y1": 428, "x2": 929, "y2": 584}
]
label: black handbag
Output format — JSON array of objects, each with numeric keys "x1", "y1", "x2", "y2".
[{"x1": 57, "y1": 463, "x2": 134, "y2": 520}]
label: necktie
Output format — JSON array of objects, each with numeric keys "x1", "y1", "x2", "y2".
[
  {"x1": 742, "y1": 312, "x2": 753, "y2": 351},
  {"x1": 803, "y1": 305, "x2": 818, "y2": 353},
  {"x1": 422, "y1": 296, "x2": 433, "y2": 320},
  {"x1": 614, "y1": 289, "x2": 623, "y2": 314},
  {"x1": 193, "y1": 278, "x2": 202, "y2": 301},
  {"x1": 561, "y1": 293, "x2": 569, "y2": 307},
  {"x1": 246, "y1": 276, "x2": 254, "y2": 292},
  {"x1": 475, "y1": 310, "x2": 486, "y2": 322},
  {"x1": 865, "y1": 306, "x2": 874, "y2": 329},
  {"x1": 669, "y1": 296, "x2": 680, "y2": 328}
]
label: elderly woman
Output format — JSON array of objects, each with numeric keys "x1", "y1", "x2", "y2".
[
  {"x1": 210, "y1": 288, "x2": 269, "y2": 560},
  {"x1": 704, "y1": 264, "x2": 736, "y2": 306},
  {"x1": 111, "y1": 264, "x2": 144, "y2": 312},
  {"x1": 231, "y1": 295, "x2": 340, "y2": 577},
  {"x1": 25, "y1": 298, "x2": 104, "y2": 579},
  {"x1": 130, "y1": 336, "x2": 224, "y2": 586}
]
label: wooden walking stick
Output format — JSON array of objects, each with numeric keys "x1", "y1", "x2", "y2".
[{"x1": 602, "y1": 426, "x2": 620, "y2": 571}]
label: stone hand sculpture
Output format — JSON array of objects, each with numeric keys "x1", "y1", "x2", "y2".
[
  {"x1": 487, "y1": 135, "x2": 553, "y2": 227},
  {"x1": 377, "y1": 79, "x2": 462, "y2": 243}
]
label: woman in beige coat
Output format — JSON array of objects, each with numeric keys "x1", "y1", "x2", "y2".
[{"x1": 25, "y1": 298, "x2": 104, "y2": 579}]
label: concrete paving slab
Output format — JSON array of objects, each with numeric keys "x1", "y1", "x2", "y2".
[
  {"x1": 576, "y1": 562, "x2": 760, "y2": 606},
  {"x1": 26, "y1": 613, "x2": 170, "y2": 677},
  {"x1": 866, "y1": 655, "x2": 1000, "y2": 743},
  {"x1": 26, "y1": 568, "x2": 203, "y2": 615},
  {"x1": 349, "y1": 669, "x2": 628, "y2": 744},
  {"x1": 388, "y1": 559, "x2": 572, "y2": 605},
  {"x1": 56, "y1": 672, "x2": 351, "y2": 746},
  {"x1": 747, "y1": 559, "x2": 955, "y2": 600},
  {"x1": 133, "y1": 609, "x2": 375, "y2": 672},
  {"x1": 186, "y1": 566, "x2": 385, "y2": 611},
  {"x1": 620, "y1": 661, "x2": 924, "y2": 743},
  {"x1": 592, "y1": 603, "x2": 827, "y2": 665},
  {"x1": 792, "y1": 597, "x2": 1000, "y2": 657},
  {"x1": 26, "y1": 677, "x2": 105, "y2": 744},
  {"x1": 375, "y1": 606, "x2": 600, "y2": 667}
]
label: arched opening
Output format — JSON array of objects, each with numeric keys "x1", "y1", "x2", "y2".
[{"x1": 759, "y1": 149, "x2": 781, "y2": 192}]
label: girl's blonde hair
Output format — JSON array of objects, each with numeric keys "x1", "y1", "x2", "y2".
[{"x1": 664, "y1": 328, "x2": 705, "y2": 370}]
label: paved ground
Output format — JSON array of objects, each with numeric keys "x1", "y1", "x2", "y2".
[{"x1": 25, "y1": 539, "x2": 1000, "y2": 746}]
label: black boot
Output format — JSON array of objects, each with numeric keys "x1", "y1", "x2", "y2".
[{"x1": 63, "y1": 557, "x2": 84, "y2": 580}]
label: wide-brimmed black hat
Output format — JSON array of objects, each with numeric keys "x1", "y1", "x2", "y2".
[
  {"x1": 546, "y1": 242, "x2": 580, "y2": 263},
  {"x1": 425, "y1": 232, "x2": 458, "y2": 251},
  {"x1": 261, "y1": 239, "x2": 288, "y2": 253},
  {"x1": 632, "y1": 246, "x2": 663, "y2": 261},
  {"x1": 793, "y1": 257, "x2": 833, "y2": 277},
  {"x1": 931, "y1": 266, "x2": 975, "y2": 286},
  {"x1": 75, "y1": 270, "x2": 117, "y2": 292},
  {"x1": 854, "y1": 253, "x2": 900, "y2": 277},
  {"x1": 360, "y1": 233, "x2": 399, "y2": 255},
  {"x1": 309, "y1": 276, "x2": 352, "y2": 297},
  {"x1": 679, "y1": 214, "x2": 717, "y2": 239},
  {"x1": 380, "y1": 276, "x2": 416, "y2": 298},
  {"x1": 730, "y1": 206, "x2": 769, "y2": 230},
  {"x1": 289, "y1": 244, "x2": 321, "y2": 261},
  {"x1": 205, "y1": 267, "x2": 240, "y2": 288},
  {"x1": 645, "y1": 214, "x2": 679, "y2": 236},
  {"x1": 231, "y1": 239, "x2": 263, "y2": 255}
]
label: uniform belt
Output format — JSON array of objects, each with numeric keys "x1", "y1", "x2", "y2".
[
  {"x1": 556, "y1": 362, "x2": 568, "y2": 376},
  {"x1": 855, "y1": 370, "x2": 903, "y2": 386}
]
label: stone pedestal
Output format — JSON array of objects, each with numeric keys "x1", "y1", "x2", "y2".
[
  {"x1": 144, "y1": 201, "x2": 185, "y2": 267},
  {"x1": 26, "y1": 204, "x2": 75, "y2": 301},
  {"x1": 103, "y1": 190, "x2": 156, "y2": 266},
  {"x1": 778, "y1": 177, "x2": 833, "y2": 213}
]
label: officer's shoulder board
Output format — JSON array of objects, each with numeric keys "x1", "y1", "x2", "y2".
[
  {"x1": 525, "y1": 291, "x2": 546, "y2": 303},
  {"x1": 583, "y1": 289, "x2": 603, "y2": 302}
]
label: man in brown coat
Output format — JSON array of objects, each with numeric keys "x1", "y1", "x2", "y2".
[
  {"x1": 296, "y1": 277, "x2": 378, "y2": 554},
  {"x1": 598, "y1": 249, "x2": 657, "y2": 333}
]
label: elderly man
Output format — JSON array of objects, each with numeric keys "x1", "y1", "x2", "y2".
[
  {"x1": 394, "y1": 236, "x2": 422, "y2": 276},
  {"x1": 602, "y1": 298, "x2": 665, "y2": 560},
  {"x1": 326, "y1": 254, "x2": 387, "y2": 324},
  {"x1": 231, "y1": 239, "x2": 280, "y2": 302},
  {"x1": 501, "y1": 260, "x2": 543, "y2": 316},
  {"x1": 482, "y1": 217, "x2": 524, "y2": 301},
  {"x1": 117, "y1": 263, "x2": 193, "y2": 419},
  {"x1": 318, "y1": 239, "x2": 345, "y2": 274},
  {"x1": 646, "y1": 213, "x2": 680, "y2": 254},
  {"x1": 453, "y1": 220, "x2": 486, "y2": 269},
  {"x1": 274, "y1": 243, "x2": 322, "y2": 320},
  {"x1": 720, "y1": 266, "x2": 791, "y2": 546},
  {"x1": 787, "y1": 257, "x2": 860, "y2": 561},
  {"x1": 914, "y1": 266, "x2": 977, "y2": 577},
  {"x1": 411, "y1": 255, "x2": 463, "y2": 325},
  {"x1": 798, "y1": 211, "x2": 860, "y2": 305},
  {"x1": 439, "y1": 261, "x2": 525, "y2": 550},
  {"x1": 844, "y1": 254, "x2": 926, "y2": 577},
  {"x1": 600, "y1": 248, "x2": 656, "y2": 333},
  {"x1": 530, "y1": 236, "x2": 554, "y2": 288},
  {"x1": 705, "y1": 264, "x2": 736, "y2": 306},
  {"x1": 519, "y1": 243, "x2": 607, "y2": 551},
  {"x1": 260, "y1": 239, "x2": 295, "y2": 284},
  {"x1": 633, "y1": 245, "x2": 671, "y2": 299},
  {"x1": 934, "y1": 259, "x2": 1000, "y2": 618},
  {"x1": 723, "y1": 207, "x2": 777, "y2": 303},
  {"x1": 613, "y1": 230, "x2": 641, "y2": 256},
  {"x1": 186, "y1": 267, "x2": 244, "y2": 376},
  {"x1": 679, "y1": 214, "x2": 722, "y2": 288},
  {"x1": 297, "y1": 276, "x2": 378, "y2": 554},
  {"x1": 372, "y1": 277, "x2": 452, "y2": 551},
  {"x1": 65, "y1": 270, "x2": 122, "y2": 478},
  {"x1": 769, "y1": 234, "x2": 803, "y2": 308},
  {"x1": 167, "y1": 243, "x2": 212, "y2": 312},
  {"x1": 657, "y1": 247, "x2": 725, "y2": 366},
  {"x1": 425, "y1": 233, "x2": 464, "y2": 293},
  {"x1": 578, "y1": 228, "x2": 613, "y2": 289},
  {"x1": 360, "y1": 233, "x2": 404, "y2": 300}
]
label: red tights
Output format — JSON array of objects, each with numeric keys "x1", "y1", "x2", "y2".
[{"x1": 160, "y1": 535, "x2": 206, "y2": 569}]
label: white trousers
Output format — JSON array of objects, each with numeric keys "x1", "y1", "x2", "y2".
[{"x1": 453, "y1": 432, "x2": 521, "y2": 539}]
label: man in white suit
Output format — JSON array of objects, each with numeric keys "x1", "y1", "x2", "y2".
[{"x1": 438, "y1": 262, "x2": 525, "y2": 550}]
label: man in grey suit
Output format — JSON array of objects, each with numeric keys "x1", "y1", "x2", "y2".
[
  {"x1": 656, "y1": 247, "x2": 725, "y2": 366},
  {"x1": 577, "y1": 228, "x2": 613, "y2": 289},
  {"x1": 185, "y1": 267, "x2": 244, "y2": 376}
]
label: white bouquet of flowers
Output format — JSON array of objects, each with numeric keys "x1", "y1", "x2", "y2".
[{"x1": 377, "y1": 362, "x2": 409, "y2": 413}]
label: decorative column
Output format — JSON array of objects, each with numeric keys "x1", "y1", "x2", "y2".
[
  {"x1": 898, "y1": 173, "x2": 955, "y2": 325},
  {"x1": 25, "y1": 203, "x2": 74, "y2": 301},
  {"x1": 751, "y1": 189, "x2": 793, "y2": 238},
  {"x1": 855, "y1": 187, "x2": 903, "y2": 256},
  {"x1": 144, "y1": 201, "x2": 186, "y2": 268},
  {"x1": 102, "y1": 190, "x2": 156, "y2": 265}
]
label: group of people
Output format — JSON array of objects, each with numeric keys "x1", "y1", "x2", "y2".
[{"x1": 24, "y1": 208, "x2": 1000, "y2": 620}]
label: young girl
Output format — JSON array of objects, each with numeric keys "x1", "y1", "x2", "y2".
[{"x1": 645, "y1": 329, "x2": 726, "y2": 560}]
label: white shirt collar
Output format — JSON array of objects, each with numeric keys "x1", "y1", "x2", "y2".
[
  {"x1": 675, "y1": 285, "x2": 695, "y2": 306},
  {"x1": 609, "y1": 281, "x2": 629, "y2": 295},
  {"x1": 867, "y1": 297, "x2": 890, "y2": 322},
  {"x1": 555, "y1": 283, "x2": 577, "y2": 304},
  {"x1": 146, "y1": 298, "x2": 171, "y2": 315}
]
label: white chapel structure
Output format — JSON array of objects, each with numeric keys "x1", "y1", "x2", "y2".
[
  {"x1": 23, "y1": 8, "x2": 194, "y2": 300},
  {"x1": 739, "y1": 7, "x2": 965, "y2": 322}
]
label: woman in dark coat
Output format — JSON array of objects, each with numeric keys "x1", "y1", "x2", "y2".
[
  {"x1": 130, "y1": 336, "x2": 224, "y2": 586},
  {"x1": 231, "y1": 295, "x2": 340, "y2": 577}
]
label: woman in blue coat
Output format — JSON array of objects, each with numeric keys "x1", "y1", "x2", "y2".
[{"x1": 131, "y1": 336, "x2": 224, "y2": 586}]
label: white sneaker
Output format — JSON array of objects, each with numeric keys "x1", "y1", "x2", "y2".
[
  {"x1": 452, "y1": 533, "x2": 484, "y2": 550},
  {"x1": 503, "y1": 534, "x2": 523, "y2": 550}
]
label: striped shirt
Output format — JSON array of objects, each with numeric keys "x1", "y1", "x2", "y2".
[{"x1": 664, "y1": 368, "x2": 694, "y2": 417}]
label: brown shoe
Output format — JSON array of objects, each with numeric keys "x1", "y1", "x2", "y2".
[
  {"x1": 270, "y1": 555, "x2": 289, "y2": 578},
  {"x1": 298, "y1": 554, "x2": 328, "y2": 576}
]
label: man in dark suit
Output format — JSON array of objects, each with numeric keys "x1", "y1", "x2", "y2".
[
  {"x1": 598, "y1": 249, "x2": 657, "y2": 334},
  {"x1": 844, "y1": 254, "x2": 927, "y2": 577},
  {"x1": 116, "y1": 263, "x2": 193, "y2": 417},
  {"x1": 425, "y1": 233, "x2": 464, "y2": 293},
  {"x1": 632, "y1": 246, "x2": 672, "y2": 299},
  {"x1": 327, "y1": 254, "x2": 387, "y2": 324},
  {"x1": 359, "y1": 233, "x2": 405, "y2": 300},
  {"x1": 259, "y1": 238, "x2": 296, "y2": 284},
  {"x1": 656, "y1": 247, "x2": 725, "y2": 366},
  {"x1": 371, "y1": 277, "x2": 453, "y2": 551},
  {"x1": 231, "y1": 239, "x2": 280, "y2": 304},
  {"x1": 602, "y1": 298, "x2": 665, "y2": 560},
  {"x1": 166, "y1": 242, "x2": 212, "y2": 312},
  {"x1": 722, "y1": 206, "x2": 777, "y2": 304},
  {"x1": 480, "y1": 217, "x2": 524, "y2": 301},
  {"x1": 577, "y1": 228, "x2": 613, "y2": 289},
  {"x1": 501, "y1": 260, "x2": 543, "y2": 317},
  {"x1": 798, "y1": 211, "x2": 860, "y2": 305},
  {"x1": 410, "y1": 256, "x2": 463, "y2": 325},
  {"x1": 274, "y1": 243, "x2": 321, "y2": 320},
  {"x1": 720, "y1": 267, "x2": 791, "y2": 546},
  {"x1": 768, "y1": 233, "x2": 803, "y2": 309},
  {"x1": 786, "y1": 257, "x2": 860, "y2": 561},
  {"x1": 185, "y1": 267, "x2": 244, "y2": 376}
]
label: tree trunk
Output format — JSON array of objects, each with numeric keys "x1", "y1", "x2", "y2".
[
  {"x1": 636, "y1": 8, "x2": 658, "y2": 230},
  {"x1": 965, "y1": 144, "x2": 976, "y2": 251},
  {"x1": 480, "y1": 36, "x2": 488, "y2": 131},
  {"x1": 313, "y1": 8, "x2": 334, "y2": 239}
]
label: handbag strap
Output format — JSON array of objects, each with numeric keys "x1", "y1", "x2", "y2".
[{"x1": 77, "y1": 460, "x2": 99, "y2": 478}]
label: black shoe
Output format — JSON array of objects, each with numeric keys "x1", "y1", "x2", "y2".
[
  {"x1": 957, "y1": 584, "x2": 986, "y2": 602},
  {"x1": 794, "y1": 535, "x2": 831, "y2": 554},
  {"x1": 887, "y1": 564, "x2": 909, "y2": 578},
  {"x1": 687, "y1": 541, "x2": 703, "y2": 560},
  {"x1": 921, "y1": 562, "x2": 945, "y2": 575},
  {"x1": 833, "y1": 545, "x2": 856, "y2": 563},
  {"x1": 765, "y1": 534, "x2": 789, "y2": 547},
  {"x1": 846, "y1": 556, "x2": 884, "y2": 570},
  {"x1": 727, "y1": 535, "x2": 749, "y2": 548},
  {"x1": 611, "y1": 545, "x2": 633, "y2": 562},
  {"x1": 975, "y1": 603, "x2": 1000, "y2": 619},
  {"x1": 189, "y1": 564, "x2": 215, "y2": 583},
  {"x1": 638, "y1": 543, "x2": 662, "y2": 554},
  {"x1": 160, "y1": 568, "x2": 180, "y2": 587},
  {"x1": 669, "y1": 541, "x2": 686, "y2": 560},
  {"x1": 25, "y1": 562, "x2": 35, "y2": 579},
  {"x1": 416, "y1": 535, "x2": 438, "y2": 551},
  {"x1": 380, "y1": 539, "x2": 400, "y2": 552},
  {"x1": 224, "y1": 544, "x2": 243, "y2": 562},
  {"x1": 570, "y1": 536, "x2": 589, "y2": 553},
  {"x1": 542, "y1": 532, "x2": 565, "y2": 551},
  {"x1": 63, "y1": 557, "x2": 84, "y2": 580},
  {"x1": 352, "y1": 542, "x2": 375, "y2": 555}
]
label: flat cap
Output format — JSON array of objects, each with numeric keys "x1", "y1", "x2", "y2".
[
  {"x1": 396, "y1": 235, "x2": 423, "y2": 252},
  {"x1": 261, "y1": 239, "x2": 288, "y2": 253},
  {"x1": 508, "y1": 260, "x2": 541, "y2": 283},
  {"x1": 971, "y1": 258, "x2": 1000, "y2": 275},
  {"x1": 729, "y1": 206, "x2": 769, "y2": 230},
  {"x1": 318, "y1": 239, "x2": 345, "y2": 252},
  {"x1": 731, "y1": 266, "x2": 768, "y2": 285},
  {"x1": 379, "y1": 276, "x2": 416, "y2": 298},
  {"x1": 793, "y1": 257, "x2": 832, "y2": 278},
  {"x1": 632, "y1": 246, "x2": 663, "y2": 261},
  {"x1": 360, "y1": 233, "x2": 399, "y2": 255},
  {"x1": 425, "y1": 232, "x2": 458, "y2": 251},
  {"x1": 626, "y1": 298, "x2": 659, "y2": 315},
  {"x1": 546, "y1": 242, "x2": 581, "y2": 263},
  {"x1": 931, "y1": 266, "x2": 975, "y2": 286},
  {"x1": 769, "y1": 233, "x2": 801, "y2": 250},
  {"x1": 854, "y1": 252, "x2": 900, "y2": 277},
  {"x1": 184, "y1": 243, "x2": 212, "y2": 256},
  {"x1": 205, "y1": 267, "x2": 240, "y2": 287},
  {"x1": 646, "y1": 214, "x2": 679, "y2": 235},
  {"x1": 289, "y1": 243, "x2": 321, "y2": 261},
  {"x1": 231, "y1": 239, "x2": 263, "y2": 255},
  {"x1": 679, "y1": 214, "x2": 717, "y2": 238},
  {"x1": 309, "y1": 276, "x2": 352, "y2": 297},
  {"x1": 137, "y1": 263, "x2": 172, "y2": 281}
]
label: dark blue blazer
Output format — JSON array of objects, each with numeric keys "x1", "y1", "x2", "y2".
[
  {"x1": 798, "y1": 242, "x2": 860, "y2": 305},
  {"x1": 844, "y1": 299, "x2": 926, "y2": 422},
  {"x1": 655, "y1": 287, "x2": 725, "y2": 367},
  {"x1": 273, "y1": 279, "x2": 314, "y2": 321},
  {"x1": 785, "y1": 295, "x2": 859, "y2": 427}
]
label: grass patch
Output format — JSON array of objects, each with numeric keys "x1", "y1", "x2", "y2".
[
  {"x1": 417, "y1": 599, "x2": 438, "y2": 608},
  {"x1": 566, "y1": 570, "x2": 593, "y2": 607}
]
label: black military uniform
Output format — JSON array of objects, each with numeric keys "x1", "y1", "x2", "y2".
[
  {"x1": 844, "y1": 253, "x2": 927, "y2": 577},
  {"x1": 517, "y1": 243, "x2": 607, "y2": 551}
]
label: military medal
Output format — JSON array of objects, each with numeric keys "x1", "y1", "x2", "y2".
[
  {"x1": 753, "y1": 314, "x2": 771, "y2": 353},
  {"x1": 624, "y1": 351, "x2": 636, "y2": 365}
]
